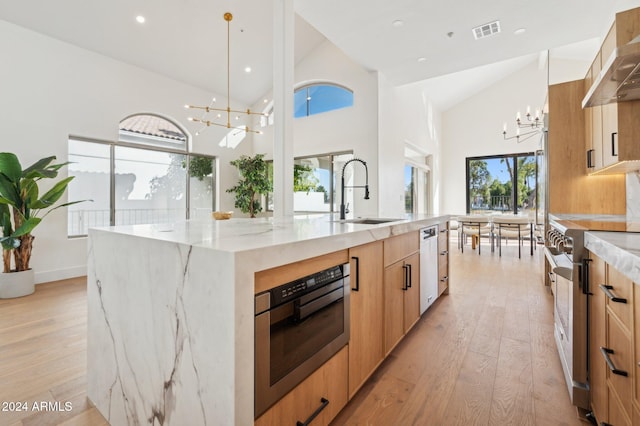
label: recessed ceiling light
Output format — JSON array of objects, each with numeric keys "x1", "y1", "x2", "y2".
[
  {"x1": 244, "y1": 66, "x2": 252, "y2": 73},
  {"x1": 417, "y1": 57, "x2": 427, "y2": 63},
  {"x1": 392, "y1": 19, "x2": 404, "y2": 28},
  {"x1": 263, "y1": 99, "x2": 269, "y2": 103},
  {"x1": 514, "y1": 28, "x2": 526, "y2": 35},
  {"x1": 136, "y1": 15, "x2": 145, "y2": 24}
]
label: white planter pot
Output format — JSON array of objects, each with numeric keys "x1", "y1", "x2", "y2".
[{"x1": 0, "y1": 269, "x2": 35, "y2": 298}]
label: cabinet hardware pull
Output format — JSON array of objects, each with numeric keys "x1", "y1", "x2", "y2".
[
  {"x1": 440, "y1": 228, "x2": 448, "y2": 234},
  {"x1": 548, "y1": 272, "x2": 555, "y2": 284},
  {"x1": 599, "y1": 284, "x2": 627, "y2": 304},
  {"x1": 296, "y1": 397, "x2": 329, "y2": 426},
  {"x1": 440, "y1": 250, "x2": 448, "y2": 256},
  {"x1": 407, "y1": 263, "x2": 412, "y2": 288},
  {"x1": 402, "y1": 264, "x2": 410, "y2": 290},
  {"x1": 611, "y1": 132, "x2": 618, "y2": 156},
  {"x1": 599, "y1": 347, "x2": 628, "y2": 377},
  {"x1": 440, "y1": 276, "x2": 448, "y2": 282},
  {"x1": 351, "y1": 256, "x2": 360, "y2": 292},
  {"x1": 587, "y1": 149, "x2": 593, "y2": 168}
]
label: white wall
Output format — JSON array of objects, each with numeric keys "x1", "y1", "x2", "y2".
[
  {"x1": 253, "y1": 40, "x2": 380, "y2": 218},
  {"x1": 385, "y1": 81, "x2": 444, "y2": 215},
  {"x1": 440, "y1": 59, "x2": 548, "y2": 215},
  {"x1": 0, "y1": 20, "x2": 252, "y2": 283},
  {"x1": 438, "y1": 55, "x2": 594, "y2": 216}
]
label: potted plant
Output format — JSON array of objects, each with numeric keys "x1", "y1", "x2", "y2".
[
  {"x1": 226, "y1": 154, "x2": 271, "y2": 218},
  {"x1": 0, "y1": 153, "x2": 86, "y2": 298}
]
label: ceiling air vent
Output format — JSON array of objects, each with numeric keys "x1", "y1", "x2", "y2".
[{"x1": 472, "y1": 20, "x2": 501, "y2": 40}]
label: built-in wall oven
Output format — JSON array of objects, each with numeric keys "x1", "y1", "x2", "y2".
[{"x1": 254, "y1": 263, "x2": 350, "y2": 418}]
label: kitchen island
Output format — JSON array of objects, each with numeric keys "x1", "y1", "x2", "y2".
[{"x1": 87, "y1": 214, "x2": 449, "y2": 425}]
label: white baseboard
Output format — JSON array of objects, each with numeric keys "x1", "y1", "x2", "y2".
[{"x1": 35, "y1": 266, "x2": 87, "y2": 284}]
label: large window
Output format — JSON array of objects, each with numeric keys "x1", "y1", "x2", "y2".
[
  {"x1": 466, "y1": 153, "x2": 538, "y2": 215},
  {"x1": 266, "y1": 152, "x2": 353, "y2": 213},
  {"x1": 294, "y1": 84, "x2": 354, "y2": 118},
  {"x1": 67, "y1": 114, "x2": 216, "y2": 237}
]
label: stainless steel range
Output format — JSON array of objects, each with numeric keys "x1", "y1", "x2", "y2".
[{"x1": 544, "y1": 218, "x2": 589, "y2": 410}]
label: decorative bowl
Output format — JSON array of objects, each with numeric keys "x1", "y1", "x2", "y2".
[
  {"x1": 212, "y1": 211, "x2": 233, "y2": 220},
  {"x1": 211, "y1": 212, "x2": 233, "y2": 220}
]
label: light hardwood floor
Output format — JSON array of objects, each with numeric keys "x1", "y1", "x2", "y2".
[
  {"x1": 332, "y1": 239, "x2": 586, "y2": 426},
  {"x1": 0, "y1": 239, "x2": 585, "y2": 426}
]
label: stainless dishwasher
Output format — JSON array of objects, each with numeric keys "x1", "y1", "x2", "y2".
[{"x1": 420, "y1": 225, "x2": 439, "y2": 314}]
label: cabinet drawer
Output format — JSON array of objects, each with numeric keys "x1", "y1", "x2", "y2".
[
  {"x1": 608, "y1": 383, "x2": 632, "y2": 426},
  {"x1": 605, "y1": 313, "x2": 633, "y2": 417},
  {"x1": 604, "y1": 266, "x2": 632, "y2": 332},
  {"x1": 384, "y1": 232, "x2": 419, "y2": 267},
  {"x1": 255, "y1": 346, "x2": 348, "y2": 426}
]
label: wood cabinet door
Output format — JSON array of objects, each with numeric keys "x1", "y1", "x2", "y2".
[
  {"x1": 589, "y1": 254, "x2": 608, "y2": 422},
  {"x1": 606, "y1": 265, "x2": 633, "y2": 332},
  {"x1": 606, "y1": 311, "x2": 633, "y2": 417},
  {"x1": 634, "y1": 280, "x2": 640, "y2": 410},
  {"x1": 348, "y1": 241, "x2": 384, "y2": 398},
  {"x1": 255, "y1": 346, "x2": 348, "y2": 426},
  {"x1": 437, "y1": 223, "x2": 449, "y2": 296},
  {"x1": 384, "y1": 259, "x2": 407, "y2": 355},
  {"x1": 403, "y1": 252, "x2": 420, "y2": 333},
  {"x1": 601, "y1": 103, "x2": 618, "y2": 167}
]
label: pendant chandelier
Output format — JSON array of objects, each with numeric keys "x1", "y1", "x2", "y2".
[
  {"x1": 502, "y1": 106, "x2": 545, "y2": 143},
  {"x1": 185, "y1": 12, "x2": 266, "y2": 136}
]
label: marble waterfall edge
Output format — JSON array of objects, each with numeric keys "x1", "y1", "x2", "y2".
[{"x1": 87, "y1": 230, "x2": 238, "y2": 425}]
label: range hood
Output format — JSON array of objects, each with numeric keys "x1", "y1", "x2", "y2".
[{"x1": 582, "y1": 36, "x2": 640, "y2": 108}]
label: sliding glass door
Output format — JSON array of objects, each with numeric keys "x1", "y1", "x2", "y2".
[{"x1": 466, "y1": 152, "x2": 537, "y2": 215}]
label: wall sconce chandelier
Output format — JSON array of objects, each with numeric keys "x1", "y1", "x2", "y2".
[
  {"x1": 185, "y1": 12, "x2": 266, "y2": 136},
  {"x1": 502, "y1": 106, "x2": 544, "y2": 143}
]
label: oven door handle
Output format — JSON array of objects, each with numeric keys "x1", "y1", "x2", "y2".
[
  {"x1": 296, "y1": 287, "x2": 343, "y2": 321},
  {"x1": 599, "y1": 284, "x2": 628, "y2": 304},
  {"x1": 296, "y1": 397, "x2": 329, "y2": 426}
]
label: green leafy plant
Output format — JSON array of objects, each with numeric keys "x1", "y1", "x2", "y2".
[
  {"x1": 226, "y1": 154, "x2": 271, "y2": 218},
  {"x1": 0, "y1": 153, "x2": 87, "y2": 273}
]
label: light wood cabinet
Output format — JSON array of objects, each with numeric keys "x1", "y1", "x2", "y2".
[
  {"x1": 383, "y1": 232, "x2": 420, "y2": 356},
  {"x1": 348, "y1": 241, "x2": 384, "y2": 398},
  {"x1": 583, "y1": 7, "x2": 640, "y2": 174},
  {"x1": 438, "y1": 223, "x2": 449, "y2": 296},
  {"x1": 255, "y1": 346, "x2": 348, "y2": 426},
  {"x1": 589, "y1": 254, "x2": 607, "y2": 422},
  {"x1": 587, "y1": 252, "x2": 638, "y2": 425},
  {"x1": 585, "y1": 53, "x2": 603, "y2": 172},
  {"x1": 548, "y1": 80, "x2": 625, "y2": 214}
]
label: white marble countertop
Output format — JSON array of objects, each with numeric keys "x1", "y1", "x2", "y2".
[
  {"x1": 91, "y1": 213, "x2": 450, "y2": 254},
  {"x1": 584, "y1": 231, "x2": 640, "y2": 284}
]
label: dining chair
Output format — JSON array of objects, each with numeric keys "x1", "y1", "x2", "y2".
[
  {"x1": 492, "y1": 215, "x2": 532, "y2": 258},
  {"x1": 458, "y1": 215, "x2": 492, "y2": 255}
]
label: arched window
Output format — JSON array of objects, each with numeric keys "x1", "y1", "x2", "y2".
[{"x1": 294, "y1": 83, "x2": 353, "y2": 118}]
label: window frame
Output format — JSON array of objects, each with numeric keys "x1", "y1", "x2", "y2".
[
  {"x1": 465, "y1": 152, "x2": 538, "y2": 215},
  {"x1": 293, "y1": 83, "x2": 354, "y2": 118},
  {"x1": 67, "y1": 114, "x2": 216, "y2": 237}
]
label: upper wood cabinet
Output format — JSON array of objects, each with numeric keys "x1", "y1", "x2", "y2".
[
  {"x1": 548, "y1": 80, "x2": 625, "y2": 215},
  {"x1": 583, "y1": 7, "x2": 640, "y2": 174},
  {"x1": 347, "y1": 241, "x2": 384, "y2": 398}
]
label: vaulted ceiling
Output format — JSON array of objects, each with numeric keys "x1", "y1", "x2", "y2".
[{"x1": 1, "y1": 0, "x2": 639, "y2": 108}]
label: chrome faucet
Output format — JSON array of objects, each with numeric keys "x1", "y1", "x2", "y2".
[{"x1": 340, "y1": 158, "x2": 370, "y2": 220}]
